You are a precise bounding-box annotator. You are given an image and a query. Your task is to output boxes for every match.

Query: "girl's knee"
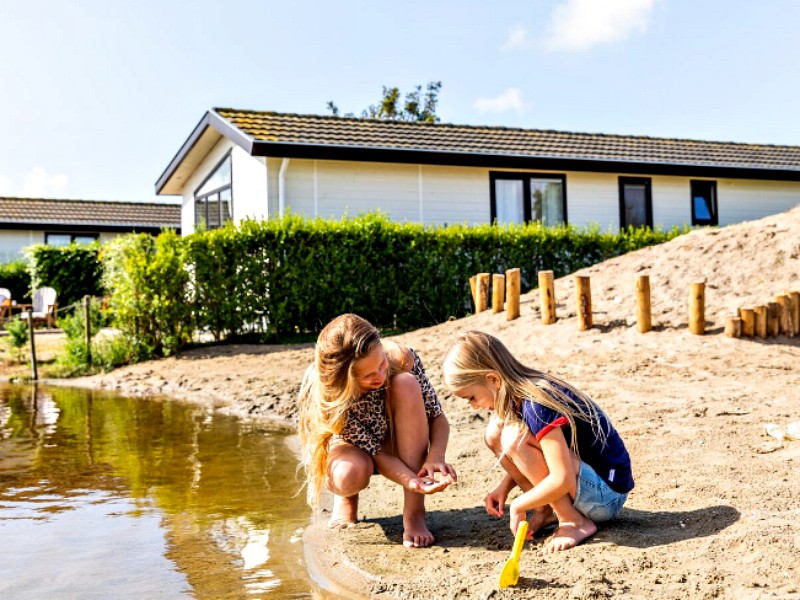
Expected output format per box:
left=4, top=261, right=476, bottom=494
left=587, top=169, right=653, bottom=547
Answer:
left=499, top=423, right=527, bottom=457
left=484, top=417, right=504, bottom=453
left=327, top=453, right=372, bottom=496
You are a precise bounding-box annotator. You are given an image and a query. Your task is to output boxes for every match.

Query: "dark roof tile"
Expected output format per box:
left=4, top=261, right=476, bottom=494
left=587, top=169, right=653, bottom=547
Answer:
left=0, top=197, right=181, bottom=229
left=214, top=109, right=800, bottom=171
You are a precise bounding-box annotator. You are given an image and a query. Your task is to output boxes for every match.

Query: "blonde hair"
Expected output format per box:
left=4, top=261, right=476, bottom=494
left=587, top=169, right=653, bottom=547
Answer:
left=297, top=313, right=382, bottom=505
left=442, top=330, right=607, bottom=455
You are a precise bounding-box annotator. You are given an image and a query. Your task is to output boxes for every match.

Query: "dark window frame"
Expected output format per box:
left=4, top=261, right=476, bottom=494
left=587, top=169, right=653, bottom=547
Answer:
left=194, top=151, right=234, bottom=230
left=45, top=232, right=99, bottom=246
left=690, top=179, right=718, bottom=226
left=489, top=171, right=568, bottom=225
left=618, top=176, right=653, bottom=229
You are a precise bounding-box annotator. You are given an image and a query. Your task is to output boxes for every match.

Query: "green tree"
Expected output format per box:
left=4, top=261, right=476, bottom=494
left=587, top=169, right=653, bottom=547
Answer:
left=327, top=81, right=442, bottom=123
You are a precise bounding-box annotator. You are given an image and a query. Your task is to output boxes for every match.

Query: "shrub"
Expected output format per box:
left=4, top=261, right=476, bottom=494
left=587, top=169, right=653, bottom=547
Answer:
left=26, top=243, right=103, bottom=309
left=4, top=317, right=28, bottom=362
left=0, top=259, right=32, bottom=302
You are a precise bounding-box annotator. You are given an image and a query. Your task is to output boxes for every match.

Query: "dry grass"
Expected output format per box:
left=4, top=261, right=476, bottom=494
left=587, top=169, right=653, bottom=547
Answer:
left=0, top=329, right=66, bottom=380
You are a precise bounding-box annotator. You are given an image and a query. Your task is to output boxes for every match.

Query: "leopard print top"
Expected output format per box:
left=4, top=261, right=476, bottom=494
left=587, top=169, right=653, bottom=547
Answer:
left=333, top=348, right=442, bottom=456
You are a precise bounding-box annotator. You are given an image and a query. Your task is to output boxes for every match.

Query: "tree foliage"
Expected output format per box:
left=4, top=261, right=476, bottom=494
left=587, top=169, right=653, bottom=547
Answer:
left=327, top=81, right=442, bottom=123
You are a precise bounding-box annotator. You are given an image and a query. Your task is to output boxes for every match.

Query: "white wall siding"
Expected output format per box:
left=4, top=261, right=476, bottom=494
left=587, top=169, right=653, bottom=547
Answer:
left=0, top=230, right=40, bottom=262
left=176, top=143, right=800, bottom=234
left=231, top=147, right=269, bottom=224
left=717, top=179, right=800, bottom=225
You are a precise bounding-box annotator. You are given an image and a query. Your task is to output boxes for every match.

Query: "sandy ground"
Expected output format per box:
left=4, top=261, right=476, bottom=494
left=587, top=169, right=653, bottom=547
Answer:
left=72, top=207, right=800, bottom=599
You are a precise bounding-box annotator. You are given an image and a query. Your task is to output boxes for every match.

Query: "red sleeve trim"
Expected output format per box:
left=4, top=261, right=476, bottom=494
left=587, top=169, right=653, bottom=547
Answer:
left=535, top=416, right=569, bottom=442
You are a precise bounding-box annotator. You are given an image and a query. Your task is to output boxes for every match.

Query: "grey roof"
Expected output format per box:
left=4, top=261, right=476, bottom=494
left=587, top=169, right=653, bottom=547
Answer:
left=0, top=197, right=181, bottom=230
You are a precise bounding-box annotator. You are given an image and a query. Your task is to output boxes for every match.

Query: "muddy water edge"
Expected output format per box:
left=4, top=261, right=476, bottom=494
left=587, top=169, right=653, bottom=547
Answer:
left=0, top=383, right=335, bottom=599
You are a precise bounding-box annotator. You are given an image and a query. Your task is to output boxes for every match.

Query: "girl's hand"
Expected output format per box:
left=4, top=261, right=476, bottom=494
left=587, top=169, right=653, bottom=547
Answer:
left=418, top=458, right=458, bottom=483
left=484, top=485, right=509, bottom=517
left=509, top=500, right=527, bottom=537
left=408, top=476, right=451, bottom=494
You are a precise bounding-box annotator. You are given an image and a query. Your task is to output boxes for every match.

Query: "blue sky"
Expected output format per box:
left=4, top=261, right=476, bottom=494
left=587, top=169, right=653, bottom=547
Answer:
left=2, top=0, right=799, bottom=202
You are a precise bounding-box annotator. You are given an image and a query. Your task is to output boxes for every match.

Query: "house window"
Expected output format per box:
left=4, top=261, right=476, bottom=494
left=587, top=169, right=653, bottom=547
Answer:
left=490, top=172, right=567, bottom=226
left=618, top=177, right=653, bottom=228
left=45, top=233, right=99, bottom=246
left=195, top=153, right=233, bottom=230
left=690, top=180, right=718, bottom=226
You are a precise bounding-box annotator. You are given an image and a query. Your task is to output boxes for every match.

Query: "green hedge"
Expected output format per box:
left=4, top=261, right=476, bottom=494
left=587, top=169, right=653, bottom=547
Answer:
left=27, top=243, right=104, bottom=309
left=0, top=260, right=32, bottom=303
left=102, top=213, right=685, bottom=353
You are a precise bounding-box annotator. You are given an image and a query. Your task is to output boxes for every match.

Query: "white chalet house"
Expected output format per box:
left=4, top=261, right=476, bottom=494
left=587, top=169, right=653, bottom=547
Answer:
left=156, top=109, right=800, bottom=234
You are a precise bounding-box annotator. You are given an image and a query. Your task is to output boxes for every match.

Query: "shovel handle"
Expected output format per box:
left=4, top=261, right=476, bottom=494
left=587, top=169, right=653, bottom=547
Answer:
left=512, top=521, right=528, bottom=560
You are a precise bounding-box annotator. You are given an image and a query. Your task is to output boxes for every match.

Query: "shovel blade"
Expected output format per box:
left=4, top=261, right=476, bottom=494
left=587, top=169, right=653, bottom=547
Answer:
left=498, top=558, right=520, bottom=588
left=497, top=520, right=528, bottom=588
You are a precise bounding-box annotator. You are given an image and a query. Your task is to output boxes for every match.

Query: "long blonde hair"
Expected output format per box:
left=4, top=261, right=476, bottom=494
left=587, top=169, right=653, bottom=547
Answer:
left=297, top=313, right=382, bottom=505
left=442, top=330, right=607, bottom=455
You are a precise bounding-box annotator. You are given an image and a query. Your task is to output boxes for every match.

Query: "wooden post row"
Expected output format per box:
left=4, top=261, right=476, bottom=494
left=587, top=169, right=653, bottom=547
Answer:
left=574, top=275, right=592, bottom=331
left=492, top=274, right=505, bottom=314
left=505, top=268, right=520, bottom=321
left=689, top=281, right=706, bottom=335
left=636, top=275, right=652, bottom=333
left=538, top=270, right=556, bottom=324
left=788, top=291, right=800, bottom=334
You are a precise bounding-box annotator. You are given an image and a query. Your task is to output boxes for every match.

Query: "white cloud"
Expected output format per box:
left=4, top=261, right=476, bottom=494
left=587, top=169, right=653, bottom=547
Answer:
left=0, top=175, right=10, bottom=196
left=501, top=25, right=529, bottom=52
left=22, top=166, right=68, bottom=198
left=542, top=0, right=657, bottom=52
left=474, top=88, right=526, bottom=114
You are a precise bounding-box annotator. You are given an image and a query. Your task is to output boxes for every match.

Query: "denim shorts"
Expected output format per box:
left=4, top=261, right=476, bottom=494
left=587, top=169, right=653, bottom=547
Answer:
left=573, top=461, right=628, bottom=522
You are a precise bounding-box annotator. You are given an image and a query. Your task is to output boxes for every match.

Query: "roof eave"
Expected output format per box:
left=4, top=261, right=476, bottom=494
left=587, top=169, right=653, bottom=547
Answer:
left=249, top=141, right=800, bottom=182
left=156, top=110, right=256, bottom=195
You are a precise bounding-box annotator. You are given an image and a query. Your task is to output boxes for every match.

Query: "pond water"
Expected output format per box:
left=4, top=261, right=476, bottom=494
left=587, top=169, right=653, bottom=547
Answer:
left=0, top=383, right=325, bottom=599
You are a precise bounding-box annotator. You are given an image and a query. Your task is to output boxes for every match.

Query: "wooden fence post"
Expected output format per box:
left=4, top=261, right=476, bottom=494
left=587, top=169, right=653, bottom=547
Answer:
left=773, top=295, right=794, bottom=337
left=787, top=290, right=800, bottom=335
left=725, top=316, right=742, bottom=338
left=636, top=275, right=652, bottom=333
left=492, top=274, right=505, bottom=314
left=574, top=275, right=593, bottom=331
left=738, top=307, right=755, bottom=338
left=505, top=268, right=520, bottom=321
left=766, top=301, right=780, bottom=337
left=84, top=295, right=92, bottom=365
left=538, top=270, right=556, bottom=324
left=476, top=273, right=490, bottom=313
left=27, top=312, right=38, bottom=381
left=469, top=276, right=477, bottom=311
left=689, top=281, right=706, bottom=335
left=753, top=305, right=768, bottom=339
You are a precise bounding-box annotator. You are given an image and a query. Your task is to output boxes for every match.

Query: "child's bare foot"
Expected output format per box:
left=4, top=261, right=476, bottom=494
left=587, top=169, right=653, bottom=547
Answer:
left=402, top=512, right=435, bottom=548
left=527, top=506, right=558, bottom=538
left=329, top=494, right=358, bottom=529
left=539, top=518, right=597, bottom=554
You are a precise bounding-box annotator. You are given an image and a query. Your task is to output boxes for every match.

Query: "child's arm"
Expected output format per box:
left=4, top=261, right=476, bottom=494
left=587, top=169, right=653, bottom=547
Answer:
left=507, top=428, right=577, bottom=533
left=418, top=413, right=458, bottom=482
left=485, top=473, right=516, bottom=517
left=373, top=451, right=450, bottom=493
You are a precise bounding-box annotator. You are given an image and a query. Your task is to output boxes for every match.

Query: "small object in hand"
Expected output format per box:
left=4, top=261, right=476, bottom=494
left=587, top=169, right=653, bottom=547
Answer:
left=499, top=521, right=528, bottom=588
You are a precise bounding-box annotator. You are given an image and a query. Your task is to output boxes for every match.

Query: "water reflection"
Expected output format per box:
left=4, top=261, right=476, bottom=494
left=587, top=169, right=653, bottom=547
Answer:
left=0, top=384, right=318, bottom=599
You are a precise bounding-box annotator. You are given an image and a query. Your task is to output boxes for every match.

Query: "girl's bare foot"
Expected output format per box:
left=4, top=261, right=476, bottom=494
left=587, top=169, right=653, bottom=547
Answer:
left=329, top=493, right=358, bottom=529
left=527, top=505, right=558, bottom=539
left=402, top=511, right=435, bottom=548
left=539, top=518, right=597, bottom=554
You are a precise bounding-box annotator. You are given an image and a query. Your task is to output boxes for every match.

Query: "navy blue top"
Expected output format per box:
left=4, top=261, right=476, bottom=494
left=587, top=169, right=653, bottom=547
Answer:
left=520, top=382, right=634, bottom=494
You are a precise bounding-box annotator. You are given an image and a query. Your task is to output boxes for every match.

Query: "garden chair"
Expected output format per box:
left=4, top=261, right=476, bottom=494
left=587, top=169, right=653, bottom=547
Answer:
left=0, top=287, right=11, bottom=321
left=19, top=287, right=58, bottom=328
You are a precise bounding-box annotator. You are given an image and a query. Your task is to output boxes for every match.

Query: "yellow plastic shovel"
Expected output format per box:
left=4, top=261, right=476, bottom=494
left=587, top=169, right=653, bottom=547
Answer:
left=498, top=520, right=528, bottom=588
